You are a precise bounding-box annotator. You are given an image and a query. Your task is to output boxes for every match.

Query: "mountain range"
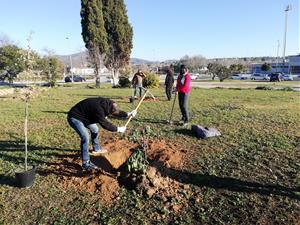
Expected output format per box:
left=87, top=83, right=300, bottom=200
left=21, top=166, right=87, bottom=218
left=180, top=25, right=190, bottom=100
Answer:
left=57, top=51, right=283, bottom=68
left=56, top=51, right=160, bottom=68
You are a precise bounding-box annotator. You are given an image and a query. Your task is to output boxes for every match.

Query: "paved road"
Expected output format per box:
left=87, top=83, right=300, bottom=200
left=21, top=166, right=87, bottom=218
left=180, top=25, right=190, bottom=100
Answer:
left=189, top=81, right=300, bottom=90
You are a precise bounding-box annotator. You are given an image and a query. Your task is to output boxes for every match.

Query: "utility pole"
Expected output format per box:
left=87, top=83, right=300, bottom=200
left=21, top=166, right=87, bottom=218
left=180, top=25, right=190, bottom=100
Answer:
left=276, top=40, right=280, bottom=72
left=282, top=5, right=292, bottom=73
left=66, top=37, right=73, bottom=82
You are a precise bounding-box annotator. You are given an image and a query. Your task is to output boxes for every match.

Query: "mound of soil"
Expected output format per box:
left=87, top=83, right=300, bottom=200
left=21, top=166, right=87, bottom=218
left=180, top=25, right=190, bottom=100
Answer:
left=45, top=138, right=190, bottom=203
left=127, top=96, right=160, bottom=103
left=147, top=140, right=188, bottom=169
left=143, top=96, right=160, bottom=102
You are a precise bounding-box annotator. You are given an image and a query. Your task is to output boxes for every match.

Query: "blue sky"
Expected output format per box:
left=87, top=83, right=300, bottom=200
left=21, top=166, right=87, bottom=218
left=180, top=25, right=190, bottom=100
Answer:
left=0, top=0, right=299, bottom=61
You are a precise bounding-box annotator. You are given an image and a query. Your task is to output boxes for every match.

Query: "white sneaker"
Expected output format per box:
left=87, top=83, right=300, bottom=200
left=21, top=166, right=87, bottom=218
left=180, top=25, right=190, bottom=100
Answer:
left=90, top=149, right=108, bottom=155
left=183, top=123, right=189, bottom=128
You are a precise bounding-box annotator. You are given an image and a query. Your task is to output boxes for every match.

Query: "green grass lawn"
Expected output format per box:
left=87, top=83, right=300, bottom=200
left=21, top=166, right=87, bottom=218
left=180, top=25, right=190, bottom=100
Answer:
left=0, top=84, right=299, bottom=224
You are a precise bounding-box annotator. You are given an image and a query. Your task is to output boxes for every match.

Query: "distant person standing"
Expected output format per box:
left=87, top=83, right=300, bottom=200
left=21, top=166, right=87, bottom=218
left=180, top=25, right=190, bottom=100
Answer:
left=132, top=69, right=146, bottom=98
left=165, top=64, right=175, bottom=101
left=176, top=65, right=191, bottom=126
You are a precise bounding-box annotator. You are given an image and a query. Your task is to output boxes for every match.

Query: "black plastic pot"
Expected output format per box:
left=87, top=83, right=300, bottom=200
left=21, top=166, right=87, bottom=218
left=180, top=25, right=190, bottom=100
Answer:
left=15, top=165, right=36, bottom=188
left=129, top=97, right=135, bottom=103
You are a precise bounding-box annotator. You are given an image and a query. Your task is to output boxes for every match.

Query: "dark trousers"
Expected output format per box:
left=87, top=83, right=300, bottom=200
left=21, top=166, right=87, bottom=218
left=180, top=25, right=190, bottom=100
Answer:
left=178, top=92, right=189, bottom=123
left=165, top=85, right=172, bottom=100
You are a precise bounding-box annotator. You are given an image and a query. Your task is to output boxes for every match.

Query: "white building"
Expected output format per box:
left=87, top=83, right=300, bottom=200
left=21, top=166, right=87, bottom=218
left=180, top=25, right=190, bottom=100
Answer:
left=251, top=54, right=300, bottom=74
left=289, top=55, right=300, bottom=74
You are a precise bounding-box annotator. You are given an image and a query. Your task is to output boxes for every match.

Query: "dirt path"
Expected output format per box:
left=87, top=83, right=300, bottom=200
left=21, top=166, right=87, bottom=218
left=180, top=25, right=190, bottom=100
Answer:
left=0, top=89, right=14, bottom=96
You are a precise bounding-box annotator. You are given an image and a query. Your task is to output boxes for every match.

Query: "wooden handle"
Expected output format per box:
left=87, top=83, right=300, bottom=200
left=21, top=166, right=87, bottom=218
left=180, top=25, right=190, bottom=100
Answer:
left=124, top=90, right=148, bottom=127
left=141, top=87, right=155, bottom=99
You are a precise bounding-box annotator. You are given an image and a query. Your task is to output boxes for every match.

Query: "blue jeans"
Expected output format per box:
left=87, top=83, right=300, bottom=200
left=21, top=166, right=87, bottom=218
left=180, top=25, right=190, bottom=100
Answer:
left=67, top=116, right=101, bottom=164
left=134, top=85, right=143, bottom=97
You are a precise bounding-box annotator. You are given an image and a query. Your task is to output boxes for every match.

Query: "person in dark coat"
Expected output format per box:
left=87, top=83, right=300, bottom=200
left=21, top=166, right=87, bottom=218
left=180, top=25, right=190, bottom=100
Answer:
left=165, top=64, right=175, bottom=100
left=67, top=97, right=137, bottom=171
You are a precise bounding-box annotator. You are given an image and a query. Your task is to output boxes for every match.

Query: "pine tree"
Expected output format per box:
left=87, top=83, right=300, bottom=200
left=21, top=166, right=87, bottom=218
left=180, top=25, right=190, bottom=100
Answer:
left=80, top=0, right=108, bottom=88
left=102, top=0, right=133, bottom=86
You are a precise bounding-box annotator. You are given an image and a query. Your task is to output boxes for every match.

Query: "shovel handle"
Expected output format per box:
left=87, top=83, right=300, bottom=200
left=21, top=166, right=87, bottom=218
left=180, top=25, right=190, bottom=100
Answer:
left=169, top=91, right=177, bottom=122
left=141, top=87, right=155, bottom=99
left=124, top=89, right=149, bottom=127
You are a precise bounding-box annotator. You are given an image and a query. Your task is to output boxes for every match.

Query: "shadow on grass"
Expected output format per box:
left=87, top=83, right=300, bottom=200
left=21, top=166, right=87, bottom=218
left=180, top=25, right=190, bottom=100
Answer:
left=1, top=135, right=119, bottom=185
left=36, top=153, right=117, bottom=179
left=42, top=110, right=68, bottom=114
left=134, top=118, right=181, bottom=125
left=0, top=174, right=16, bottom=187
left=0, top=152, right=84, bottom=180
left=0, top=140, right=76, bottom=152
left=174, top=128, right=196, bottom=137
left=152, top=161, right=300, bottom=200
left=69, top=94, right=127, bottom=100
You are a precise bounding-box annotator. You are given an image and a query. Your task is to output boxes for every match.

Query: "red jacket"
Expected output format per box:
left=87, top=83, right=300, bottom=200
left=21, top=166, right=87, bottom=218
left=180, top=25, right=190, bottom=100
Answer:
left=176, top=73, right=191, bottom=93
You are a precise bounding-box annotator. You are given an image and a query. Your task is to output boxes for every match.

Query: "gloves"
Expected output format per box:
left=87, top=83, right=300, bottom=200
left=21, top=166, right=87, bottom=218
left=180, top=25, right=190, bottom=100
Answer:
left=127, top=109, right=137, bottom=118
left=117, top=126, right=126, bottom=133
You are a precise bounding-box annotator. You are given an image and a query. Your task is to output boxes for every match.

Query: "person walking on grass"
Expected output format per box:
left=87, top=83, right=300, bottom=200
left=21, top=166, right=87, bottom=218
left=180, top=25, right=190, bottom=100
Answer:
left=176, top=64, right=191, bottom=127
left=67, top=97, right=137, bottom=171
left=132, top=69, right=146, bottom=98
left=165, top=64, right=175, bottom=101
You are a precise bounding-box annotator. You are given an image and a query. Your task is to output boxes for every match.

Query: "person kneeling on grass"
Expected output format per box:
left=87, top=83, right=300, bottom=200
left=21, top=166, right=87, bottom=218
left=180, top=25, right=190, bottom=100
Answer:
left=67, top=97, right=137, bottom=171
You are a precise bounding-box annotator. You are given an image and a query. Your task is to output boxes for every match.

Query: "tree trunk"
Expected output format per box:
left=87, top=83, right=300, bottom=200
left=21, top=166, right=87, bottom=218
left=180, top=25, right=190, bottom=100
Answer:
left=96, top=74, right=100, bottom=88
left=95, top=59, right=101, bottom=88
left=112, top=68, right=119, bottom=87
left=95, top=54, right=102, bottom=88
left=24, top=99, right=28, bottom=171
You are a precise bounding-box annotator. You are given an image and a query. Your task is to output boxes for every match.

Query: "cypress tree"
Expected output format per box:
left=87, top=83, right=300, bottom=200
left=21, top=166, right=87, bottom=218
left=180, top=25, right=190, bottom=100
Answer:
left=102, top=0, right=133, bottom=86
left=81, top=0, right=108, bottom=88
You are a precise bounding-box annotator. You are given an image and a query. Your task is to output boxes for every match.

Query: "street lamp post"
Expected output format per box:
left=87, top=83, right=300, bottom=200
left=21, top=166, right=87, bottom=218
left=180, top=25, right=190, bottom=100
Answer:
left=276, top=40, right=280, bottom=72
left=282, top=5, right=292, bottom=73
left=66, top=37, right=73, bottom=82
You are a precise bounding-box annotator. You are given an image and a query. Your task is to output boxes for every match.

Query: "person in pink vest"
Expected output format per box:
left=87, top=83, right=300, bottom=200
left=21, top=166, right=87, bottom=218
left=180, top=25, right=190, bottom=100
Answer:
left=176, top=64, right=191, bottom=126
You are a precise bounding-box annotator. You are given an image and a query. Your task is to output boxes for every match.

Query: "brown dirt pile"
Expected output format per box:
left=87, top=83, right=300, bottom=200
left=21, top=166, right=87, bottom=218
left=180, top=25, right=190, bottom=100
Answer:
left=147, top=139, right=188, bottom=169
left=45, top=138, right=190, bottom=203
left=143, top=96, right=160, bottom=102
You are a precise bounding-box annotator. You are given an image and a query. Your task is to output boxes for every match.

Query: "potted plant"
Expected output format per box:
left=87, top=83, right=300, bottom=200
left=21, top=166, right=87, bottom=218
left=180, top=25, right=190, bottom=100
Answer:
left=15, top=90, right=36, bottom=188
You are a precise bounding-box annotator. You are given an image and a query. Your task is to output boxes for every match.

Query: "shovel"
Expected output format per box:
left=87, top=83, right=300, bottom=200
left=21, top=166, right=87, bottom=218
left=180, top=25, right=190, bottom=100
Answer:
left=124, top=89, right=149, bottom=127
left=167, top=91, right=177, bottom=124
left=141, top=87, right=156, bottom=100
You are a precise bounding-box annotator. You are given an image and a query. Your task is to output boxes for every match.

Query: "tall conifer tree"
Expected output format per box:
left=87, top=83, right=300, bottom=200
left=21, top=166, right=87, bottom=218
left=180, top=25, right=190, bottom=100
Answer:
left=81, top=0, right=108, bottom=87
left=102, top=0, right=133, bottom=86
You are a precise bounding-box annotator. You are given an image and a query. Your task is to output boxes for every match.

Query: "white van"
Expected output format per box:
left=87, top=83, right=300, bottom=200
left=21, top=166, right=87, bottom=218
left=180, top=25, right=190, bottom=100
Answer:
left=250, top=73, right=269, bottom=81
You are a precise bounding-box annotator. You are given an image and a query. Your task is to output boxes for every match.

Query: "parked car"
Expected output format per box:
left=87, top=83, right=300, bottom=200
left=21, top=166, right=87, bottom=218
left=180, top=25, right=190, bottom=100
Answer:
left=73, top=75, right=86, bottom=82
left=231, top=74, right=248, bottom=80
left=64, top=76, right=72, bottom=82
left=269, top=73, right=283, bottom=82
left=64, top=75, right=86, bottom=82
left=190, top=74, right=198, bottom=80
left=250, top=73, right=269, bottom=81
left=282, top=74, right=293, bottom=81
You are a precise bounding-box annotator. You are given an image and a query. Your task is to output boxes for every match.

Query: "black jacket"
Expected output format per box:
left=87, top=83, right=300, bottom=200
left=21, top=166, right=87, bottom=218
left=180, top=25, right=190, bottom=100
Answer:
left=165, top=69, right=174, bottom=87
left=68, top=97, right=127, bottom=132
